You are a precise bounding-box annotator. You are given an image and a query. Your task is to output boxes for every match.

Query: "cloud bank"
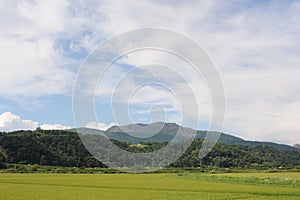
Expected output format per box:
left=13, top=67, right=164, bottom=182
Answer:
left=0, top=112, right=70, bottom=131
left=0, top=112, right=38, bottom=132
left=0, top=0, right=299, bottom=144
left=85, top=121, right=117, bottom=131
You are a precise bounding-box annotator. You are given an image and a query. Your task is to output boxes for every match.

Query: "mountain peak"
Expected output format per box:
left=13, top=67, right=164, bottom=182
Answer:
left=293, top=144, right=300, bottom=149
left=69, top=123, right=299, bottom=151
left=106, top=122, right=180, bottom=133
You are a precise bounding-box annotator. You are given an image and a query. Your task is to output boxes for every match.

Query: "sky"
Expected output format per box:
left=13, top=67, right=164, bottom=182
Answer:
left=0, top=0, right=299, bottom=145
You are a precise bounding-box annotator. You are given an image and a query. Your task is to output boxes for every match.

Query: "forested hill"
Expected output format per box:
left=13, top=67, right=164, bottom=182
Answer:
left=0, top=129, right=299, bottom=169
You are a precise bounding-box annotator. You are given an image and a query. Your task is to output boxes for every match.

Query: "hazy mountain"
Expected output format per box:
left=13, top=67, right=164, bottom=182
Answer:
left=70, top=122, right=299, bottom=152
left=73, top=122, right=190, bottom=144
left=293, top=144, right=300, bottom=149
left=107, top=122, right=179, bottom=133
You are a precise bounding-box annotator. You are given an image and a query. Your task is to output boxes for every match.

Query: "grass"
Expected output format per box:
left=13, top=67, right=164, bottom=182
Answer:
left=0, top=172, right=299, bottom=199
left=172, top=172, right=300, bottom=187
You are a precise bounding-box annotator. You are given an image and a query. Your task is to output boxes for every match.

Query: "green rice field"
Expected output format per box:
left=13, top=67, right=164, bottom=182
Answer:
left=0, top=172, right=299, bottom=199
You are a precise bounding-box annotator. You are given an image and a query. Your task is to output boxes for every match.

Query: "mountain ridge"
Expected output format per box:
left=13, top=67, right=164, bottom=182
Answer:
left=72, top=122, right=299, bottom=152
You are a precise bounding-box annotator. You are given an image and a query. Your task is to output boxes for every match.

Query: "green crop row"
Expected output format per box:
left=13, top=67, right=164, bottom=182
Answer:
left=0, top=172, right=299, bottom=199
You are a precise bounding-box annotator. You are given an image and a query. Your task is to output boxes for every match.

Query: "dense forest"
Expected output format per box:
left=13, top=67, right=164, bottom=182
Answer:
left=0, top=130, right=299, bottom=169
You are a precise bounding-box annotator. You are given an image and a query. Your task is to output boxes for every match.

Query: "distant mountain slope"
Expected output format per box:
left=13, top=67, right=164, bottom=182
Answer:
left=107, top=122, right=179, bottom=133
left=104, top=122, right=186, bottom=143
left=215, top=132, right=298, bottom=151
left=71, top=122, right=299, bottom=152
left=293, top=144, right=300, bottom=149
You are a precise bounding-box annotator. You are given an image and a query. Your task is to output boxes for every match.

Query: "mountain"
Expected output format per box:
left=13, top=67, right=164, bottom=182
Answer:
left=104, top=122, right=187, bottom=143
left=293, top=144, right=300, bottom=149
left=70, top=124, right=192, bottom=144
left=79, top=122, right=299, bottom=152
left=107, top=122, right=180, bottom=133
left=212, top=132, right=298, bottom=151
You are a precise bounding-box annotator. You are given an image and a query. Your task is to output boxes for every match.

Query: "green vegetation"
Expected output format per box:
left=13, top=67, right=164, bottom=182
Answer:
left=0, top=130, right=299, bottom=169
left=173, top=172, right=300, bottom=187
left=1, top=128, right=299, bottom=199
left=0, top=172, right=299, bottom=199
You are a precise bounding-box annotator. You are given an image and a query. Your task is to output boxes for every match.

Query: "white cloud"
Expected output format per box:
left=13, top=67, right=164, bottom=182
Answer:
left=40, top=124, right=70, bottom=130
left=0, top=112, right=38, bottom=131
left=85, top=121, right=117, bottom=131
left=94, top=49, right=214, bottom=130
left=82, top=0, right=300, bottom=144
left=0, top=0, right=74, bottom=98
left=0, top=112, right=70, bottom=131
left=1, top=0, right=300, bottom=144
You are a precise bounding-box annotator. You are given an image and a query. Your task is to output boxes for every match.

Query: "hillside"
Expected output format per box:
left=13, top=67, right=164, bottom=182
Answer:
left=0, top=128, right=299, bottom=169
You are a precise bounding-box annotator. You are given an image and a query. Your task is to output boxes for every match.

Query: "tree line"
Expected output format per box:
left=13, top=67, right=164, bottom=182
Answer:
left=0, top=130, right=299, bottom=169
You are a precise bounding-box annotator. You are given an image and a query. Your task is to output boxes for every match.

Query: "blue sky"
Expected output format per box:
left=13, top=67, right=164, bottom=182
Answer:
left=0, top=0, right=300, bottom=145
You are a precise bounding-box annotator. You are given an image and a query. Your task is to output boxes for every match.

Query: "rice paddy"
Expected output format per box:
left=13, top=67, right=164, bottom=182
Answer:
left=0, top=172, right=299, bottom=199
